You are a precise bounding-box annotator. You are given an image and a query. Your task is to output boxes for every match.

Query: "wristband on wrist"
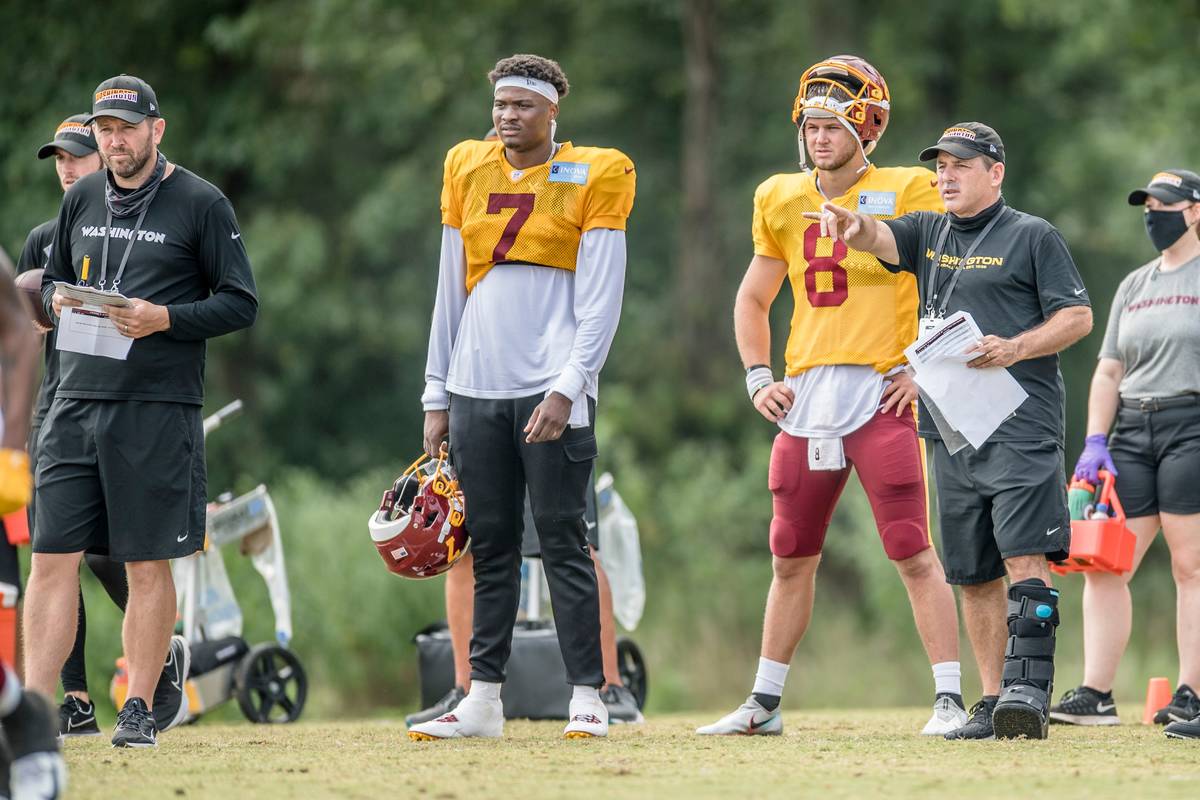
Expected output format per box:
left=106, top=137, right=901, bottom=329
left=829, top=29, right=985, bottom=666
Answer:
left=745, top=366, right=774, bottom=401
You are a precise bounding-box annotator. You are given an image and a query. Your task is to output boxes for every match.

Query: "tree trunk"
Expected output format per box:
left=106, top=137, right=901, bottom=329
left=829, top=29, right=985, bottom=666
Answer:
left=676, top=0, right=721, bottom=375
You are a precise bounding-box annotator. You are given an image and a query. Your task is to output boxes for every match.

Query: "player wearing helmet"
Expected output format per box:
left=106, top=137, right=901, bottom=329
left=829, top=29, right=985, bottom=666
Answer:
left=413, top=54, right=635, bottom=741
left=697, top=55, right=965, bottom=737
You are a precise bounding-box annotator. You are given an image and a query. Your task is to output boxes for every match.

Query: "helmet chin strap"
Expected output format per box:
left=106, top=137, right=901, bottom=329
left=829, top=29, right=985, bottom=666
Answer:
left=797, top=113, right=872, bottom=178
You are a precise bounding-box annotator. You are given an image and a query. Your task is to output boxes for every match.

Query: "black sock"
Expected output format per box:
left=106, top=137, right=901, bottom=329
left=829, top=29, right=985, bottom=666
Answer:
left=937, top=691, right=965, bottom=711
left=752, top=692, right=780, bottom=712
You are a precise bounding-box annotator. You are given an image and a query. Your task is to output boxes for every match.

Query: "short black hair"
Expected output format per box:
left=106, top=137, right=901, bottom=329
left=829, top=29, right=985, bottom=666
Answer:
left=488, top=54, right=569, bottom=99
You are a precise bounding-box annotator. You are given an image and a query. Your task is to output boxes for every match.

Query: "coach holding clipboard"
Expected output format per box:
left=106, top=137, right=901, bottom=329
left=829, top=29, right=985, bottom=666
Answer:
left=807, top=122, right=1092, bottom=740
left=25, top=75, right=257, bottom=748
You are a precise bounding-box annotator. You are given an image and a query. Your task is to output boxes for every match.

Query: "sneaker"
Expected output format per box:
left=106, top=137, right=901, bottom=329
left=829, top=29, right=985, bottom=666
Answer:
left=695, top=696, right=782, bottom=736
left=564, top=693, right=609, bottom=739
left=6, top=691, right=67, bottom=798
left=1164, top=714, right=1200, bottom=739
left=944, top=696, right=997, bottom=740
left=1154, top=684, right=1200, bottom=725
left=152, top=635, right=191, bottom=733
left=1049, top=686, right=1119, bottom=726
left=57, top=696, right=101, bottom=738
left=408, top=696, right=504, bottom=741
left=405, top=685, right=466, bottom=728
left=921, top=693, right=967, bottom=735
left=600, top=685, right=644, bottom=724
left=111, top=698, right=157, bottom=748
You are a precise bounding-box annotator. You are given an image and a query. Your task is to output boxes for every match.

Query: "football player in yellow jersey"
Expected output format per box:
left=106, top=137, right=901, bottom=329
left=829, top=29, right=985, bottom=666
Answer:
left=697, top=55, right=965, bottom=737
left=413, top=54, right=634, bottom=742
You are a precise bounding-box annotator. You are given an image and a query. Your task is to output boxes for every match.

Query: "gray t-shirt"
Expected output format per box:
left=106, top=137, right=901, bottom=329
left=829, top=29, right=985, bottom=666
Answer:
left=1099, top=255, right=1200, bottom=399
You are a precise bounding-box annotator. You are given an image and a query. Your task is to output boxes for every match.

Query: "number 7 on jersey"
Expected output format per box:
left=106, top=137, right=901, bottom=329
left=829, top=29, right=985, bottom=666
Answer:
left=487, top=193, right=535, bottom=261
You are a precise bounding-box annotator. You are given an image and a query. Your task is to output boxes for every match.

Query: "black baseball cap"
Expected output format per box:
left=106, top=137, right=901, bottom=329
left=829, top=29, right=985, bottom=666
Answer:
left=36, top=113, right=98, bottom=159
left=85, top=75, right=160, bottom=125
left=919, top=121, right=1005, bottom=164
left=1127, top=169, right=1200, bottom=205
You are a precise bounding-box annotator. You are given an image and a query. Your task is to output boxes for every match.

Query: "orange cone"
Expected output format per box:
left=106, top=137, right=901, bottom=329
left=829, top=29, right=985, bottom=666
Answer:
left=1143, top=677, right=1172, bottom=724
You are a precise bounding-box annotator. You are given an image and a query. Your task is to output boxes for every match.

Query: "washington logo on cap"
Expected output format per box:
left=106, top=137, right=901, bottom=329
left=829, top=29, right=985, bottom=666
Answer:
left=943, top=127, right=977, bottom=141
left=95, top=88, right=139, bottom=104
left=56, top=121, right=91, bottom=137
left=1150, top=172, right=1183, bottom=188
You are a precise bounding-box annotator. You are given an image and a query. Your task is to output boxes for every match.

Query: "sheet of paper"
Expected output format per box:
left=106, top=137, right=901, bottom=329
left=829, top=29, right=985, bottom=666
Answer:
left=56, top=304, right=133, bottom=361
left=52, top=282, right=132, bottom=308
left=905, top=311, right=1028, bottom=450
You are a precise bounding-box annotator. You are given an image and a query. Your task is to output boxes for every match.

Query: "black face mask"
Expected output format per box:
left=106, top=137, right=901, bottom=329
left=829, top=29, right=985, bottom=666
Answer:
left=1145, top=209, right=1192, bottom=252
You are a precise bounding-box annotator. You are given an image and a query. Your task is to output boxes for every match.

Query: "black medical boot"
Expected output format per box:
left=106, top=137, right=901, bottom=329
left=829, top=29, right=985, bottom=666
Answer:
left=992, top=578, right=1059, bottom=740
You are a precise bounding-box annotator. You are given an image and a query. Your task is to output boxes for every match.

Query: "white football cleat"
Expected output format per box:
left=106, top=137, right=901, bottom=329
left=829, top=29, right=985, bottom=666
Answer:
left=564, top=694, right=609, bottom=739
left=407, top=696, right=504, bottom=741
left=696, top=696, right=782, bottom=736
left=921, top=695, right=968, bottom=735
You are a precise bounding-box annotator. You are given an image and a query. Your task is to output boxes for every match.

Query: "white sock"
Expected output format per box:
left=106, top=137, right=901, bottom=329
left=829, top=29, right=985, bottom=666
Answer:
left=572, top=685, right=601, bottom=703
left=0, top=663, right=20, bottom=718
left=468, top=680, right=502, bottom=703
left=751, top=657, right=789, bottom=697
left=932, top=661, right=962, bottom=696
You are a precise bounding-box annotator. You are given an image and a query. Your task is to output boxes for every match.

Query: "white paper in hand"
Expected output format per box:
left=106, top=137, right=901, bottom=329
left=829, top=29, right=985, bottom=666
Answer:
left=56, top=304, right=133, bottom=361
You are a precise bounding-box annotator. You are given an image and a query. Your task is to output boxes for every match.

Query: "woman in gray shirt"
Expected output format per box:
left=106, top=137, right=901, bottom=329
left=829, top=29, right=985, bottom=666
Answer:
left=1051, top=169, right=1200, bottom=739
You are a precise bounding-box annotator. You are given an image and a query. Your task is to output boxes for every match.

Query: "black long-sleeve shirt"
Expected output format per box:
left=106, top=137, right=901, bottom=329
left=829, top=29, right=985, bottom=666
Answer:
left=41, top=165, right=257, bottom=405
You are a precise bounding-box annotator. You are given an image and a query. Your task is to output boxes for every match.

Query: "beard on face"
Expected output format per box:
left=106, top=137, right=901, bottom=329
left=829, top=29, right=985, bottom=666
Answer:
left=103, top=135, right=152, bottom=179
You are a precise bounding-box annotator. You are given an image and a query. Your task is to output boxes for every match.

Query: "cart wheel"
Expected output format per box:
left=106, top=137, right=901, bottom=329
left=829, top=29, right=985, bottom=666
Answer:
left=234, top=643, right=307, bottom=724
left=615, top=637, right=647, bottom=710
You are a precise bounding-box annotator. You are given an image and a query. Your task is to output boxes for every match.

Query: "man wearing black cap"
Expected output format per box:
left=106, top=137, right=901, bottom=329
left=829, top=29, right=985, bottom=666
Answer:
left=807, top=121, right=1093, bottom=740
left=23, top=75, right=258, bottom=749
left=8, top=115, right=103, bottom=665
left=18, top=112, right=189, bottom=741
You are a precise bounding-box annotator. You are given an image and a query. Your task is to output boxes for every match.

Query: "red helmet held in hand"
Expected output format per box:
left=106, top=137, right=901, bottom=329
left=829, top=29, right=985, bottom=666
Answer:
left=368, top=448, right=469, bottom=579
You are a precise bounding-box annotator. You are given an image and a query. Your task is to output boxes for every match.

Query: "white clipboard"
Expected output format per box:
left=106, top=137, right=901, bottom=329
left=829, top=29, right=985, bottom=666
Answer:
left=52, top=281, right=132, bottom=308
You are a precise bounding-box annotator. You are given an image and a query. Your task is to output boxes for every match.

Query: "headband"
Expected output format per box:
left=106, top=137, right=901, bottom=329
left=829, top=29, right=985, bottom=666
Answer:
left=493, top=75, right=559, bottom=104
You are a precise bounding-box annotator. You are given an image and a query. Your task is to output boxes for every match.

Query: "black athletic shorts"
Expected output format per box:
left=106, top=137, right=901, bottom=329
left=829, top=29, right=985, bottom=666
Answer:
left=520, top=470, right=599, bottom=557
left=1109, top=396, right=1200, bottom=517
left=932, top=439, right=1071, bottom=585
left=34, top=398, right=206, bottom=562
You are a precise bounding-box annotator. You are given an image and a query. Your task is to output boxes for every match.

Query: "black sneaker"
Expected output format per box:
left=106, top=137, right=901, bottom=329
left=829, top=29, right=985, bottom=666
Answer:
left=1154, top=684, right=1200, bottom=725
left=152, top=635, right=191, bottom=733
left=1049, top=686, right=1119, bottom=726
left=7, top=691, right=67, bottom=798
left=405, top=686, right=466, bottom=728
left=1164, top=714, right=1200, bottom=739
left=111, top=698, right=157, bottom=748
left=600, top=684, right=644, bottom=724
left=944, top=696, right=997, bottom=740
left=57, top=695, right=102, bottom=738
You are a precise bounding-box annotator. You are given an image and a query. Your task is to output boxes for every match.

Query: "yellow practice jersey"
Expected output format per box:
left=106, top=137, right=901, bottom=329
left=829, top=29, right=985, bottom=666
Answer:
left=441, top=139, right=636, bottom=292
left=752, top=165, right=943, bottom=375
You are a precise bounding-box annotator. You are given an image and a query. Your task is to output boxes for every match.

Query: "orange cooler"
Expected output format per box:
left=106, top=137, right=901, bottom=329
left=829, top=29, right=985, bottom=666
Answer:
left=1052, top=470, right=1136, bottom=576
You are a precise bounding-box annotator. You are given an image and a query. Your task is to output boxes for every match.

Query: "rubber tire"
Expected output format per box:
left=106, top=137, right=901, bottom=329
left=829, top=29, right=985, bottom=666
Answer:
left=615, top=636, right=648, bottom=710
left=233, top=643, right=307, bottom=724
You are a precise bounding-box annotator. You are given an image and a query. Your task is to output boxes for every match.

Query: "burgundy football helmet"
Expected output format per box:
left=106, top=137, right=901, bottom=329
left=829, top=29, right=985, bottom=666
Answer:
left=368, top=449, right=469, bottom=579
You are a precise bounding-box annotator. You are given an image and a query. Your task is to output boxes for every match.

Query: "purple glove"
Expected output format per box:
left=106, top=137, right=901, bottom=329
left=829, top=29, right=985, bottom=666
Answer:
left=1074, top=434, right=1117, bottom=483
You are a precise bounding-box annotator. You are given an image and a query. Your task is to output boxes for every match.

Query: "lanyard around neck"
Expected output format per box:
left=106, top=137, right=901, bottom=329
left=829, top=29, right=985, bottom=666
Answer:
left=924, top=209, right=1003, bottom=317
left=96, top=183, right=160, bottom=292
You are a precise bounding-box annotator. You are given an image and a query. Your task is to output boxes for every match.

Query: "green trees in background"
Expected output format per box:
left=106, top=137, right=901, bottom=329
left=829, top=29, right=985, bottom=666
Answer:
left=4, top=0, right=1198, bottom=713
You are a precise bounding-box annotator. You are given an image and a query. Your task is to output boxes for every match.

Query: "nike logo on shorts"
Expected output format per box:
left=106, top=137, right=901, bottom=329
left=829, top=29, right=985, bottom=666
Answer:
left=177, top=532, right=188, bottom=542
left=1046, top=527, right=1060, bottom=536
left=1073, top=287, right=1085, bottom=295
left=231, top=232, right=241, bottom=239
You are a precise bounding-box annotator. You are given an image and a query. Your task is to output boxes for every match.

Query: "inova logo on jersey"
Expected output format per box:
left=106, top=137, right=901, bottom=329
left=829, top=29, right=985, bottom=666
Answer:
left=548, top=162, right=590, bottom=185
left=858, top=191, right=896, bottom=216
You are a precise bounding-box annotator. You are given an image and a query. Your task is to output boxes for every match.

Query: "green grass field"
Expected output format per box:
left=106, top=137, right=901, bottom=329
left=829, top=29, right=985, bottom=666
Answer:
left=61, top=709, right=1200, bottom=800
